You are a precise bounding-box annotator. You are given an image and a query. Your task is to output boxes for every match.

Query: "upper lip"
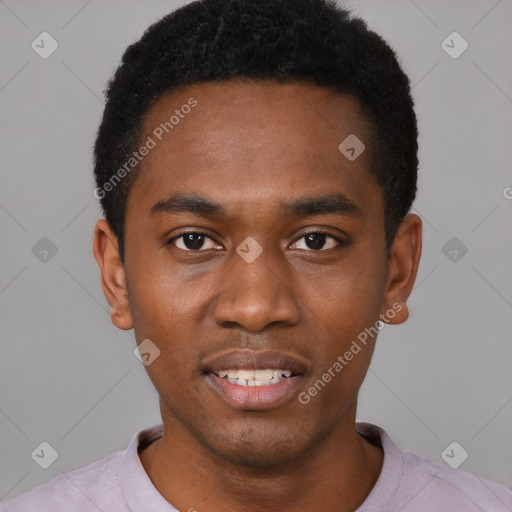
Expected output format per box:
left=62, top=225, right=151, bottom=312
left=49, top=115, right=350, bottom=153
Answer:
left=202, top=349, right=310, bottom=375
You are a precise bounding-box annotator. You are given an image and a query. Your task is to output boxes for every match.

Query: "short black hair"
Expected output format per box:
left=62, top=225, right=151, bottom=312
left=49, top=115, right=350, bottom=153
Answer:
left=93, top=0, right=418, bottom=264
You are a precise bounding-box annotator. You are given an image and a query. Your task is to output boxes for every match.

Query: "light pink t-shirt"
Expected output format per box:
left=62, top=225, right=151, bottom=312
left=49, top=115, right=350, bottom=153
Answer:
left=3, top=422, right=512, bottom=511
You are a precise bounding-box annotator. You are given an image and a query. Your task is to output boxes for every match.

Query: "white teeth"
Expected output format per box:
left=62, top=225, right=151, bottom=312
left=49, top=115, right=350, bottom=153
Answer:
left=254, top=369, right=274, bottom=381
left=215, top=368, right=294, bottom=386
left=237, top=370, right=255, bottom=380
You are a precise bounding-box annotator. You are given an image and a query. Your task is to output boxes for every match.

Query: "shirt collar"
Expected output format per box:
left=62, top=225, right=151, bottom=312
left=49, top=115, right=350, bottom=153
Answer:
left=118, top=421, right=404, bottom=511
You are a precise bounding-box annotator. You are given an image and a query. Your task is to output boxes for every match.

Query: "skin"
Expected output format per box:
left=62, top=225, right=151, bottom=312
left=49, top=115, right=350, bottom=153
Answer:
left=93, top=79, right=422, bottom=512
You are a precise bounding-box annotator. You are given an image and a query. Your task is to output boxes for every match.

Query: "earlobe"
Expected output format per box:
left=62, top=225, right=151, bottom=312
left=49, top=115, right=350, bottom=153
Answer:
left=380, top=213, right=422, bottom=326
left=92, top=219, right=134, bottom=331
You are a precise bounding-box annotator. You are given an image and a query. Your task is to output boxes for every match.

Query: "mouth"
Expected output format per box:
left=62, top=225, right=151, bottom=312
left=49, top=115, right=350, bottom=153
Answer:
left=202, top=350, right=309, bottom=410
left=214, top=368, right=295, bottom=386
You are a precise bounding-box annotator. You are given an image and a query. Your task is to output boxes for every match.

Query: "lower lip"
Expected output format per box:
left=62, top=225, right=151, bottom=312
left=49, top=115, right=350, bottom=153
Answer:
left=205, top=373, right=304, bottom=410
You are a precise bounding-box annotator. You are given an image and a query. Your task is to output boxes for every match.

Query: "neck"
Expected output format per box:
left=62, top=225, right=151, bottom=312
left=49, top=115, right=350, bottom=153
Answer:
left=139, top=407, right=383, bottom=512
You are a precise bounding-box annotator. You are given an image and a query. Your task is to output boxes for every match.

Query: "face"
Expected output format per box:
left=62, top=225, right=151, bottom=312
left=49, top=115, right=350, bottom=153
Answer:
left=94, top=80, right=421, bottom=466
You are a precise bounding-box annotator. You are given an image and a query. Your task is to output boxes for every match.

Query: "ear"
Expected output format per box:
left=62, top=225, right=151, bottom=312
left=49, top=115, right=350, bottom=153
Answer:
left=92, top=218, right=133, bottom=330
left=380, top=213, right=422, bottom=325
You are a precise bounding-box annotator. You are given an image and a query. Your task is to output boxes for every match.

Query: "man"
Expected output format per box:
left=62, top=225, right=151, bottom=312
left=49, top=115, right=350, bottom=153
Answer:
left=4, top=0, right=511, bottom=510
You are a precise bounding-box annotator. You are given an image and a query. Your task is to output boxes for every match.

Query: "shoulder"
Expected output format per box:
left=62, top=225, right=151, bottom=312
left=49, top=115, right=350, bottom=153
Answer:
left=400, top=449, right=512, bottom=510
left=356, top=422, right=512, bottom=511
left=2, top=451, right=125, bottom=512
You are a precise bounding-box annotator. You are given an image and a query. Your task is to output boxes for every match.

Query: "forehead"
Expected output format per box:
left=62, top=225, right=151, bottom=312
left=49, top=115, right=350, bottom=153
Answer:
left=127, top=79, right=381, bottom=220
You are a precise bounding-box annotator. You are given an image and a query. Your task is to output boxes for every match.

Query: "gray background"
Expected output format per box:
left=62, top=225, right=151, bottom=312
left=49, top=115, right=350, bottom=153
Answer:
left=1, top=0, right=511, bottom=503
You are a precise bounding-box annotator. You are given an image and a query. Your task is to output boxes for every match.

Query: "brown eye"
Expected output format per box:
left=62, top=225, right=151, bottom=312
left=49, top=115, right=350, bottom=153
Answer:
left=291, top=232, right=344, bottom=251
left=169, top=232, right=221, bottom=251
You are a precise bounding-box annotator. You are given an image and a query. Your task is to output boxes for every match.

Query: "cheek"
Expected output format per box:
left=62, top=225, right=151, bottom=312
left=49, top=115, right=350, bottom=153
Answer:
left=302, top=255, right=385, bottom=335
left=301, top=273, right=381, bottom=407
left=125, top=259, right=207, bottom=372
left=125, top=244, right=183, bottom=325
left=296, top=255, right=386, bottom=398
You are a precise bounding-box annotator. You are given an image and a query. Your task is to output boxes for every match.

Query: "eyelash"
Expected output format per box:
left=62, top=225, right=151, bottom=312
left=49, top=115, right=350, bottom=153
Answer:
left=167, top=230, right=347, bottom=251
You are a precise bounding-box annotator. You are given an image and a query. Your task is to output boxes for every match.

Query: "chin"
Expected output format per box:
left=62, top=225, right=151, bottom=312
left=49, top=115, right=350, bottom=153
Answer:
left=201, top=423, right=315, bottom=468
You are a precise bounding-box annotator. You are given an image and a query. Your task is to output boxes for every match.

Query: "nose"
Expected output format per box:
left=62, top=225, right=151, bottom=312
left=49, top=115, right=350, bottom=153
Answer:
left=213, top=247, right=300, bottom=332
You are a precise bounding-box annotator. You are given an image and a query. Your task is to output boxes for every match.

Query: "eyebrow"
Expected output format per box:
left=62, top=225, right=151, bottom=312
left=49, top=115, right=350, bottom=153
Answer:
left=150, top=192, right=363, bottom=219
